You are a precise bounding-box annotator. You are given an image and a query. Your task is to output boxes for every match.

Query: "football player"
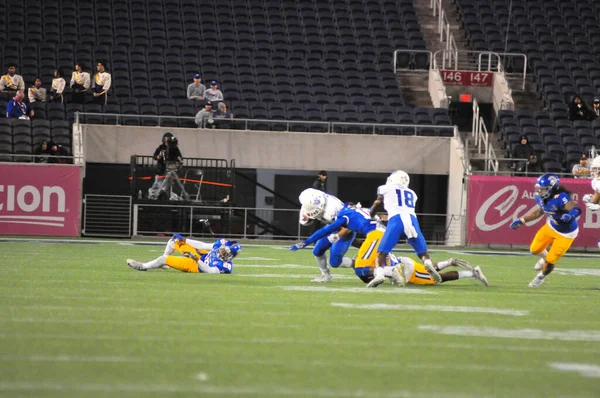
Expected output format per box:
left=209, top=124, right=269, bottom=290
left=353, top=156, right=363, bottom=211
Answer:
left=290, top=203, right=405, bottom=286
left=510, top=174, right=581, bottom=287
left=295, top=188, right=353, bottom=282
left=126, top=234, right=240, bottom=274
left=583, top=156, right=600, bottom=249
left=368, top=170, right=441, bottom=288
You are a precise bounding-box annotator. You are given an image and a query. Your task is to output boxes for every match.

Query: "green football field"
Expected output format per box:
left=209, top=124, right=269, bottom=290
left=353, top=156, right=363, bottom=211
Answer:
left=1, top=239, right=599, bottom=398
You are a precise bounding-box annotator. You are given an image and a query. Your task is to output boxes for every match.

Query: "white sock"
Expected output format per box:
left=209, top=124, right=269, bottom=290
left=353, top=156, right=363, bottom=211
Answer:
left=374, top=267, right=385, bottom=278
left=185, top=238, right=213, bottom=251
left=437, top=260, right=451, bottom=270
left=339, top=257, right=354, bottom=268
left=163, top=239, right=176, bottom=256
left=535, top=272, right=546, bottom=280
left=458, top=270, right=474, bottom=279
left=539, top=249, right=548, bottom=258
left=423, top=258, right=434, bottom=269
left=315, top=255, right=330, bottom=275
left=142, top=255, right=168, bottom=270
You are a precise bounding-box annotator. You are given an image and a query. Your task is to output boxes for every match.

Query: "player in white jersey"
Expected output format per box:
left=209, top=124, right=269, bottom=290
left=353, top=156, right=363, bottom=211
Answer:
left=583, top=156, right=600, bottom=249
left=298, top=188, right=355, bottom=282
left=368, top=170, right=441, bottom=287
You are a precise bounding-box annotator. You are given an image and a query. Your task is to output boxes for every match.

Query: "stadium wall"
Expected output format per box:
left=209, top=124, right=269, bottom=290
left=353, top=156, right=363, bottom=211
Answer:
left=81, top=125, right=452, bottom=174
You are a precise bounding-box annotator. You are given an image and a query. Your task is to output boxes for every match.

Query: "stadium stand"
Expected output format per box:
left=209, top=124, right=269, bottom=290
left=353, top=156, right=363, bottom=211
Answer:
left=0, top=0, right=454, bottom=161
left=454, top=0, right=600, bottom=172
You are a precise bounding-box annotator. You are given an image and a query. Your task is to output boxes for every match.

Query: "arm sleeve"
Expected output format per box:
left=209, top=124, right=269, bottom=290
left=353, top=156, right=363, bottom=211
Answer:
left=184, top=238, right=213, bottom=251
left=27, top=88, right=35, bottom=102
left=84, top=73, right=91, bottom=89
left=187, top=84, right=193, bottom=98
left=57, top=79, right=65, bottom=94
left=303, top=217, right=347, bottom=245
left=217, top=91, right=224, bottom=100
left=17, top=76, right=24, bottom=90
left=194, top=110, right=202, bottom=125
left=103, top=74, right=111, bottom=91
left=0, top=78, right=5, bottom=90
left=197, top=260, right=222, bottom=274
left=152, top=146, right=162, bottom=160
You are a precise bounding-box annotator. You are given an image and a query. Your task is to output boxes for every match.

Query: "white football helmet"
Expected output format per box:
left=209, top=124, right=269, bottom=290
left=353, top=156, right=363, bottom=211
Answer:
left=298, top=188, right=344, bottom=225
left=386, top=170, right=410, bottom=187
left=591, top=156, right=600, bottom=179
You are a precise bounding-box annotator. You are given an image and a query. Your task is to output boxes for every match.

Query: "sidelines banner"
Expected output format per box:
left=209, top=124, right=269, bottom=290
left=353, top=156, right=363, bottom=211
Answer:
left=0, top=164, right=82, bottom=237
left=467, top=176, right=600, bottom=247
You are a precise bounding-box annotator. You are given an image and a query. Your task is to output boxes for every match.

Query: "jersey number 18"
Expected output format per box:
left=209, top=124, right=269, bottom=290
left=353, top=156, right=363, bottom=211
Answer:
left=395, top=189, right=415, bottom=208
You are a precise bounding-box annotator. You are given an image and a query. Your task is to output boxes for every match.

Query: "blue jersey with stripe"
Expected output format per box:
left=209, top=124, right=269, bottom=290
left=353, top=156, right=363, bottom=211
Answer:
left=534, top=192, right=579, bottom=234
left=303, top=207, right=377, bottom=246
left=198, top=239, right=234, bottom=274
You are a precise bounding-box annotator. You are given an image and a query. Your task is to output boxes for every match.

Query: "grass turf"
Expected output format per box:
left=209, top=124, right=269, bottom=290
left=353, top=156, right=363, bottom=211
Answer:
left=0, top=240, right=599, bottom=397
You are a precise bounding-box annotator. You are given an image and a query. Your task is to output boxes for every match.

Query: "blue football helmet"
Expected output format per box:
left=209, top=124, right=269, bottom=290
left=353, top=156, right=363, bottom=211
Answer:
left=535, top=173, right=560, bottom=199
left=216, top=241, right=241, bottom=261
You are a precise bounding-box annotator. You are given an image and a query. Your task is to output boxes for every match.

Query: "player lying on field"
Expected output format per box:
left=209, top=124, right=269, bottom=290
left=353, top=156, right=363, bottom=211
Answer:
left=126, top=234, right=241, bottom=274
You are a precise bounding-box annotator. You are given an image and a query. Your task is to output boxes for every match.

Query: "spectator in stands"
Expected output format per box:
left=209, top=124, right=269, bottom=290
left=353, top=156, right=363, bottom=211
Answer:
left=212, top=102, right=233, bottom=129
left=0, top=64, right=25, bottom=93
left=92, top=61, right=111, bottom=105
left=204, top=81, right=224, bottom=102
left=187, top=74, right=206, bottom=101
left=194, top=101, right=213, bottom=128
left=525, top=153, right=541, bottom=174
left=568, top=95, right=591, bottom=121
left=591, top=98, right=600, bottom=120
left=28, top=77, right=47, bottom=103
left=50, top=68, right=66, bottom=103
left=6, top=90, right=34, bottom=119
left=47, top=142, right=70, bottom=164
left=70, top=62, right=91, bottom=104
left=511, top=135, right=533, bottom=175
left=312, top=170, right=327, bottom=192
left=572, top=154, right=591, bottom=179
left=33, top=141, right=50, bottom=163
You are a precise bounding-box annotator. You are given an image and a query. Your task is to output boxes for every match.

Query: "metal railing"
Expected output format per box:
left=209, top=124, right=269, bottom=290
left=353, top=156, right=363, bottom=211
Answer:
left=433, top=50, right=503, bottom=73
left=393, top=49, right=433, bottom=71
left=0, top=153, right=80, bottom=164
left=470, top=161, right=576, bottom=178
left=74, top=112, right=456, bottom=137
left=497, top=52, right=528, bottom=90
left=471, top=98, right=499, bottom=173
left=431, top=0, right=458, bottom=67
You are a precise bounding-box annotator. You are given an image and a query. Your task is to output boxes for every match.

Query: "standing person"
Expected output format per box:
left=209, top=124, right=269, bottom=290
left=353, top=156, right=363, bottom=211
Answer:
left=6, top=90, right=34, bottom=119
left=512, top=135, right=534, bottom=175
left=510, top=174, right=581, bottom=288
left=49, top=68, right=66, bottom=103
left=70, top=62, right=90, bottom=104
left=368, top=170, right=441, bottom=288
left=572, top=154, right=591, bottom=179
left=312, top=170, right=327, bottom=192
left=27, top=77, right=47, bottom=103
left=92, top=61, right=111, bottom=105
left=0, top=64, right=25, bottom=93
left=187, top=74, right=205, bottom=102
left=583, top=156, right=600, bottom=249
left=204, top=81, right=224, bottom=102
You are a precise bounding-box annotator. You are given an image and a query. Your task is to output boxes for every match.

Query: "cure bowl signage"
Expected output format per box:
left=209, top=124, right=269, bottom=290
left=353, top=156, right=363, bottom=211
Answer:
left=467, top=176, right=599, bottom=247
left=0, top=164, right=82, bottom=236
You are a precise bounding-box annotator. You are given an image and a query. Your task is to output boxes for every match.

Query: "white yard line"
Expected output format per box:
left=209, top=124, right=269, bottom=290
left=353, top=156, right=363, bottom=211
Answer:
left=420, top=325, right=600, bottom=341
left=548, top=362, right=600, bottom=378
left=333, top=303, right=528, bottom=316
left=282, top=286, right=436, bottom=295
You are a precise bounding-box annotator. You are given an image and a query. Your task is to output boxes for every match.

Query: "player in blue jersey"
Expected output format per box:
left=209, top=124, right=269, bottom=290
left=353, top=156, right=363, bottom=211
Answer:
left=290, top=203, right=406, bottom=285
left=294, top=188, right=352, bottom=282
left=126, top=234, right=240, bottom=274
left=510, top=174, right=581, bottom=287
left=368, top=170, right=441, bottom=288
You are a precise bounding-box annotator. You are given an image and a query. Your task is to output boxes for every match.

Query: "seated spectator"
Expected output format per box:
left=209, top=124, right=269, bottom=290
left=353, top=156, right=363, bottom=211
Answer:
left=592, top=98, right=600, bottom=120
left=28, top=77, right=47, bottom=103
left=187, top=74, right=206, bottom=101
left=47, top=142, right=70, bottom=164
left=569, top=95, right=591, bottom=121
left=213, top=102, right=233, bottom=129
left=572, top=154, right=591, bottom=178
left=525, top=153, right=541, bottom=174
left=194, top=101, right=213, bottom=128
left=70, top=62, right=91, bottom=104
left=33, top=141, right=50, bottom=163
left=511, top=135, right=533, bottom=174
left=0, top=64, right=25, bottom=93
left=6, top=90, right=34, bottom=119
left=92, top=61, right=111, bottom=105
left=50, top=68, right=66, bottom=103
left=204, top=81, right=224, bottom=102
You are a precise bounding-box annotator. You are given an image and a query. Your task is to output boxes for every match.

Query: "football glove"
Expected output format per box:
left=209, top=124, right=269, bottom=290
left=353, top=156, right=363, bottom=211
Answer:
left=582, top=194, right=593, bottom=204
left=327, top=233, right=340, bottom=244
left=289, top=242, right=306, bottom=251
left=404, top=225, right=418, bottom=239
left=560, top=213, right=573, bottom=223
left=586, top=202, right=600, bottom=212
left=510, top=219, right=524, bottom=230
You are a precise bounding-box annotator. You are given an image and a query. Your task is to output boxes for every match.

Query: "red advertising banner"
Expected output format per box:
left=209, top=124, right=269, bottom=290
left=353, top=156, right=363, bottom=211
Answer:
left=440, top=70, right=494, bottom=86
left=0, top=164, right=82, bottom=237
left=467, top=176, right=600, bottom=247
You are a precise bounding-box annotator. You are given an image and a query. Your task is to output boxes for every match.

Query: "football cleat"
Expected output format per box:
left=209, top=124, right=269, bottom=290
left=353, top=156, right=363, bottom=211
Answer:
left=528, top=276, right=545, bottom=288
left=390, top=266, right=406, bottom=287
left=472, top=266, right=489, bottom=287
left=423, top=261, right=442, bottom=284
left=366, top=274, right=385, bottom=288
left=450, top=258, right=473, bottom=269
left=311, top=273, right=332, bottom=283
left=126, top=259, right=146, bottom=271
left=534, top=258, right=545, bottom=271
